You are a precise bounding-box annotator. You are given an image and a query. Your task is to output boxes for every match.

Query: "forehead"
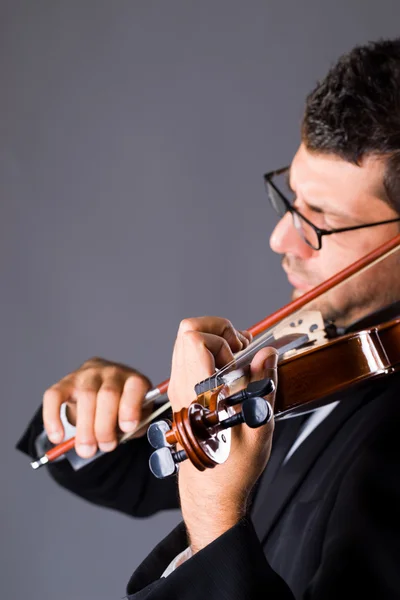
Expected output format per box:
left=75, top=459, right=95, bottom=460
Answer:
left=290, top=143, right=388, bottom=212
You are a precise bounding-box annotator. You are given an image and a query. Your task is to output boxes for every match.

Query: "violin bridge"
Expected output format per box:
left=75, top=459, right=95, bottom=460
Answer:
left=273, top=310, right=326, bottom=357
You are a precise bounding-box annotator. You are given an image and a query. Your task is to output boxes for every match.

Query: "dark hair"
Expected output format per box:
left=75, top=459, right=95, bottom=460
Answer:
left=302, top=38, right=400, bottom=212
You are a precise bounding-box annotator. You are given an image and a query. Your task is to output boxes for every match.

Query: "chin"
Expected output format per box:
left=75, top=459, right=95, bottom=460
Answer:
left=291, top=288, right=304, bottom=300
left=290, top=290, right=328, bottom=321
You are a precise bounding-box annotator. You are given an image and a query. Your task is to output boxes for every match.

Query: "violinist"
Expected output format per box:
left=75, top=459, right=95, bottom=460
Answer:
left=17, top=37, right=400, bottom=599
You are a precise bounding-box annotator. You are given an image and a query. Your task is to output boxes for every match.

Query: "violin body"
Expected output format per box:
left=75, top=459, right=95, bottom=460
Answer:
left=275, top=317, right=400, bottom=417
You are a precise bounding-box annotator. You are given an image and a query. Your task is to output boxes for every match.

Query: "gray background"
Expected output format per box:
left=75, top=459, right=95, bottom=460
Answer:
left=2, top=1, right=399, bottom=598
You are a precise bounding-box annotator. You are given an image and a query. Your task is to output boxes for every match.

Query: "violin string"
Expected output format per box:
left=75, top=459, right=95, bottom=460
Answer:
left=216, top=330, right=277, bottom=378
left=216, top=313, right=300, bottom=379
left=119, top=401, right=171, bottom=444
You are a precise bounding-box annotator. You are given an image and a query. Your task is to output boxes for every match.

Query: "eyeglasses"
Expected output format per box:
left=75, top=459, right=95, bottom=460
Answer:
left=264, top=166, right=400, bottom=251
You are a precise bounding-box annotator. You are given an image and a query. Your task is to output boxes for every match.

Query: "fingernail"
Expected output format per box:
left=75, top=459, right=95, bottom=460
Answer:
left=99, top=441, right=117, bottom=452
left=77, top=444, right=97, bottom=457
left=119, top=420, right=138, bottom=432
left=264, top=352, right=278, bottom=369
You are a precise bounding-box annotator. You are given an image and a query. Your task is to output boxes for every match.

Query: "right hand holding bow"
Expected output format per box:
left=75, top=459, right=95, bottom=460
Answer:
left=42, top=357, right=152, bottom=457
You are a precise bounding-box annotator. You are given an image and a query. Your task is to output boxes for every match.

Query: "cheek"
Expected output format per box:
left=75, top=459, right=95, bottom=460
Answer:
left=306, top=244, right=353, bottom=281
left=316, top=236, right=367, bottom=278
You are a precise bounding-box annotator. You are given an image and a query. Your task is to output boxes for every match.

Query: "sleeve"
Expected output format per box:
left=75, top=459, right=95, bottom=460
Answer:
left=124, top=517, right=295, bottom=600
left=161, top=546, right=192, bottom=577
left=15, top=405, right=180, bottom=518
left=304, top=409, right=400, bottom=599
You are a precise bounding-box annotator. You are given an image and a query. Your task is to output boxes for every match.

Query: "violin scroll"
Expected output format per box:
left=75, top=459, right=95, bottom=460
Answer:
left=147, top=378, right=274, bottom=478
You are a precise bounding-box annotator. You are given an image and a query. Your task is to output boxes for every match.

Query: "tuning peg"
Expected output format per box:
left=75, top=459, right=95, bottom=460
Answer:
left=219, top=396, right=273, bottom=430
left=224, top=377, right=275, bottom=407
left=149, top=447, right=188, bottom=479
left=147, top=419, right=173, bottom=449
left=242, top=396, right=273, bottom=428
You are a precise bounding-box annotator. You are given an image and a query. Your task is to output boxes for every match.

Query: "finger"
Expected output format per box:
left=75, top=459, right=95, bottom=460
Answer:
left=169, top=331, right=235, bottom=408
left=181, top=331, right=235, bottom=375
left=178, top=317, right=246, bottom=353
left=94, top=374, right=124, bottom=452
left=43, top=384, right=71, bottom=443
left=74, top=386, right=98, bottom=457
left=119, top=375, right=152, bottom=433
left=238, top=329, right=253, bottom=344
left=249, top=347, right=278, bottom=407
left=197, top=332, right=236, bottom=368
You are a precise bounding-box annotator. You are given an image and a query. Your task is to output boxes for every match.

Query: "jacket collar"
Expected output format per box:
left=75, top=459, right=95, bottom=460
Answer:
left=327, top=300, right=400, bottom=338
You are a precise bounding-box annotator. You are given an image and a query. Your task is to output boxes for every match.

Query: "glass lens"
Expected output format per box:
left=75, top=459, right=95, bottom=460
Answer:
left=292, top=213, right=320, bottom=250
left=266, top=183, right=288, bottom=218
left=269, top=168, right=295, bottom=204
left=266, top=170, right=321, bottom=250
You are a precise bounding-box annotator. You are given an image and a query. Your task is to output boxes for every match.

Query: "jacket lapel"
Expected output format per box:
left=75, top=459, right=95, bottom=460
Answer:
left=251, top=389, right=369, bottom=545
left=250, top=414, right=308, bottom=516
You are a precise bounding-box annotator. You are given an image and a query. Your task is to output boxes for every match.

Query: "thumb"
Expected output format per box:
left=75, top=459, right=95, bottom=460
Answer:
left=248, top=347, right=278, bottom=408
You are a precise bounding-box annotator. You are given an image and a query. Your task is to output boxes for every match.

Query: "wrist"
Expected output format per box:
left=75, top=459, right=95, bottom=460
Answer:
left=183, top=506, right=246, bottom=554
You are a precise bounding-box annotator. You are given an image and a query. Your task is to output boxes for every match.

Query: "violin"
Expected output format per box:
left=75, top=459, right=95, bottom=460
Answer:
left=30, top=232, right=400, bottom=474
left=146, top=315, right=400, bottom=478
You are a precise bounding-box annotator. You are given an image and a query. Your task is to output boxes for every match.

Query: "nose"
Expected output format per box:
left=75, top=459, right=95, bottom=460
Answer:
left=269, top=213, right=315, bottom=259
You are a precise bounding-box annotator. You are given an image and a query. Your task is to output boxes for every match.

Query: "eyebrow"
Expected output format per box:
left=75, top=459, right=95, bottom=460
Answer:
left=285, top=171, right=323, bottom=212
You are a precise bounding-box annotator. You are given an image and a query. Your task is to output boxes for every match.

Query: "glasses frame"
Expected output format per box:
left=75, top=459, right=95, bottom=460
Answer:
left=264, top=166, right=400, bottom=251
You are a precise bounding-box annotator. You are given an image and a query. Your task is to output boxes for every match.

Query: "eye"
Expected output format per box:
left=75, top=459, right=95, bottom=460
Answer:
left=323, top=214, right=347, bottom=230
left=295, top=201, right=332, bottom=229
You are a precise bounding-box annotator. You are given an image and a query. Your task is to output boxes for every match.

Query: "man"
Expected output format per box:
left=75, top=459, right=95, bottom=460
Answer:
left=17, top=38, right=400, bottom=598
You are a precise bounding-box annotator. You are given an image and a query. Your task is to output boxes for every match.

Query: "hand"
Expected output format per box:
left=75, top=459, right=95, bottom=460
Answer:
left=42, top=357, right=152, bottom=457
left=168, top=317, right=277, bottom=553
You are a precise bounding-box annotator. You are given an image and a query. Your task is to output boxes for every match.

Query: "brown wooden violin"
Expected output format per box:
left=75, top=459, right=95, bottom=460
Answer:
left=30, top=232, right=400, bottom=474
